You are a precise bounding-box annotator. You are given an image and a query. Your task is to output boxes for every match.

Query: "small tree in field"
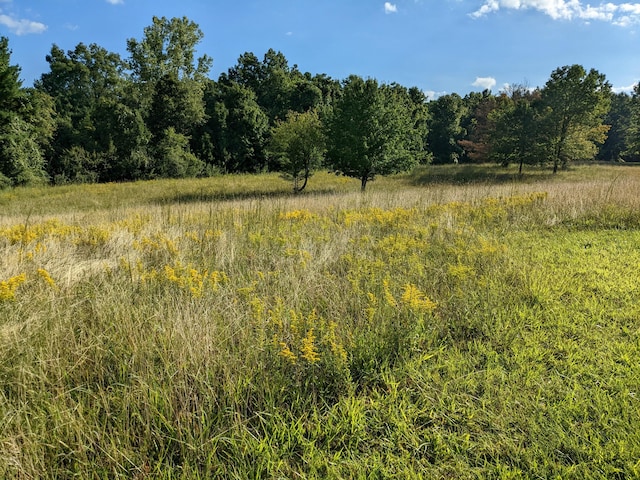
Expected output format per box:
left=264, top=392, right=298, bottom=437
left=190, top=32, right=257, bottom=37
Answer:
left=489, top=87, right=542, bottom=174
left=540, top=64, right=611, bottom=173
left=268, top=109, right=325, bottom=192
left=327, top=75, right=417, bottom=191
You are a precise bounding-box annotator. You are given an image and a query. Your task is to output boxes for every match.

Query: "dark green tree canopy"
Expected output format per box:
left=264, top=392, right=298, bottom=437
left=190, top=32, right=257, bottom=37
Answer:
left=147, top=73, right=206, bottom=139
left=627, top=84, right=640, bottom=160
left=0, top=37, right=49, bottom=187
left=598, top=92, right=634, bottom=162
left=541, top=64, right=611, bottom=172
left=489, top=88, right=542, bottom=173
left=427, top=93, right=465, bottom=164
left=327, top=76, right=417, bottom=190
left=207, top=78, right=270, bottom=173
left=37, top=43, right=124, bottom=119
left=0, top=36, right=23, bottom=121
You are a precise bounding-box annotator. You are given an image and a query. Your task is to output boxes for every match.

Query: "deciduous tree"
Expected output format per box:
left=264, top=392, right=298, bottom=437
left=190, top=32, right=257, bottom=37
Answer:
left=204, top=78, right=269, bottom=173
left=627, top=84, right=640, bottom=160
left=36, top=42, right=130, bottom=182
left=268, top=109, right=325, bottom=192
left=459, top=90, right=500, bottom=163
left=540, top=65, right=611, bottom=173
left=126, top=16, right=212, bottom=84
left=327, top=76, right=416, bottom=190
left=126, top=17, right=211, bottom=178
left=427, top=93, right=465, bottom=164
left=598, top=92, right=633, bottom=162
left=489, top=87, right=542, bottom=173
left=0, top=37, right=48, bottom=187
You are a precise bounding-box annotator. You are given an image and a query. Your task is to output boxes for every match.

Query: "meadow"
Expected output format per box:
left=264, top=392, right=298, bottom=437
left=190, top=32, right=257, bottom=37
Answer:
left=1, top=164, right=640, bottom=479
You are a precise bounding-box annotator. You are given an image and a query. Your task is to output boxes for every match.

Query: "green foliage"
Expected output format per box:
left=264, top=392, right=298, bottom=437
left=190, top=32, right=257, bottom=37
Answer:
left=427, top=93, right=466, bottom=164
left=0, top=116, right=48, bottom=186
left=227, top=49, right=326, bottom=124
left=0, top=36, right=22, bottom=117
left=20, top=88, right=56, bottom=150
left=0, top=38, right=49, bottom=188
left=91, top=98, right=151, bottom=181
left=148, top=73, right=206, bottom=139
left=152, top=127, right=204, bottom=178
left=489, top=88, right=543, bottom=173
left=327, top=75, right=418, bottom=190
left=126, top=15, right=212, bottom=83
left=35, top=42, right=135, bottom=182
left=206, top=79, right=270, bottom=173
left=459, top=90, right=501, bottom=163
left=598, top=91, right=634, bottom=162
left=53, top=145, right=101, bottom=184
left=126, top=17, right=210, bottom=180
left=268, top=109, right=326, bottom=192
left=627, top=83, right=640, bottom=159
left=540, top=64, right=611, bottom=172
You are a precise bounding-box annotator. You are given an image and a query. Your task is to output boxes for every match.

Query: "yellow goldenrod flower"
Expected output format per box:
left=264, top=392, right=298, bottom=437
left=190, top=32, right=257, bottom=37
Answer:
left=280, top=209, right=317, bottom=222
left=0, top=273, right=27, bottom=301
left=383, top=278, right=397, bottom=308
left=278, top=342, right=297, bottom=364
left=301, top=328, right=320, bottom=363
left=401, top=283, right=437, bottom=313
left=37, top=268, right=57, bottom=289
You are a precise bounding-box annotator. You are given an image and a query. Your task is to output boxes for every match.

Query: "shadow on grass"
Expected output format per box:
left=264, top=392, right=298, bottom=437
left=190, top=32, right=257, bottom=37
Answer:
left=149, top=186, right=347, bottom=206
left=408, top=164, right=556, bottom=186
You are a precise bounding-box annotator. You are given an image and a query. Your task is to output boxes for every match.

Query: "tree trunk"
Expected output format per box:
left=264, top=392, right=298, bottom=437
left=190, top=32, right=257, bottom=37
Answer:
left=360, top=176, right=368, bottom=191
left=294, top=167, right=309, bottom=193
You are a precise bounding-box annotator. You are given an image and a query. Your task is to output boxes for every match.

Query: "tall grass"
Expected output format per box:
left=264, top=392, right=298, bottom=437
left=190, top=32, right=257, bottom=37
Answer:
left=1, top=164, right=640, bottom=478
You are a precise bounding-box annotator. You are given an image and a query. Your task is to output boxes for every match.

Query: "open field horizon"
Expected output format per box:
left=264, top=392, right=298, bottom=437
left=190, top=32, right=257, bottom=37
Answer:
left=2, top=164, right=640, bottom=478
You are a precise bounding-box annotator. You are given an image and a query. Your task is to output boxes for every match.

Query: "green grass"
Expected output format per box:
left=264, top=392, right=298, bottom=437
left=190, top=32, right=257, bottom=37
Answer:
left=0, top=171, right=359, bottom=217
left=1, top=165, right=640, bottom=478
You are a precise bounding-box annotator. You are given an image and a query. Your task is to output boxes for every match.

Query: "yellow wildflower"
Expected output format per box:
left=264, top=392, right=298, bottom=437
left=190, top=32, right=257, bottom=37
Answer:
left=37, top=268, right=57, bottom=289
left=401, top=283, right=437, bottom=313
left=301, top=328, right=320, bottom=363
left=278, top=342, right=297, bottom=364
left=383, top=278, right=397, bottom=307
left=0, top=273, right=27, bottom=301
left=280, top=209, right=317, bottom=222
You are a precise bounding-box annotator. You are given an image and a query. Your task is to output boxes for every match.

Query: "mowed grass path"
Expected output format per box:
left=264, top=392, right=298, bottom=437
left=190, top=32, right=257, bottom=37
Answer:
left=1, top=165, right=640, bottom=478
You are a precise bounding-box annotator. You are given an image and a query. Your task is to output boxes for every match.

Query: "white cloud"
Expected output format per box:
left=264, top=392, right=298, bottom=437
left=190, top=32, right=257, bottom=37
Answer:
left=424, top=90, right=447, bottom=100
left=0, top=14, right=46, bottom=35
left=384, top=2, right=398, bottom=14
left=106, top=0, right=124, bottom=4
left=472, top=76, right=497, bottom=90
left=470, top=0, right=640, bottom=26
left=612, top=82, right=638, bottom=93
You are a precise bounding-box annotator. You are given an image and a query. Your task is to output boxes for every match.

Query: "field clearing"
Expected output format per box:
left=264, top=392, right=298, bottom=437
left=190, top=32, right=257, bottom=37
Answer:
left=1, top=164, right=640, bottom=478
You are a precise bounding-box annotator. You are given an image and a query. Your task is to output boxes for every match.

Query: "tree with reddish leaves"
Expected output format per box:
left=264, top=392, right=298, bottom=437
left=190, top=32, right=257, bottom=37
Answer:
left=459, top=91, right=503, bottom=163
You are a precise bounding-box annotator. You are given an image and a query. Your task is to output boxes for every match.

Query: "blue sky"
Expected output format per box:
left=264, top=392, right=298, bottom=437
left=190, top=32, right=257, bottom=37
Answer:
left=2, top=0, right=639, bottom=98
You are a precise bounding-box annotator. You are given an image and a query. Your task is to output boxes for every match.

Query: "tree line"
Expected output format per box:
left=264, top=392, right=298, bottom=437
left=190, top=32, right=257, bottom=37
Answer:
left=0, top=16, right=638, bottom=191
